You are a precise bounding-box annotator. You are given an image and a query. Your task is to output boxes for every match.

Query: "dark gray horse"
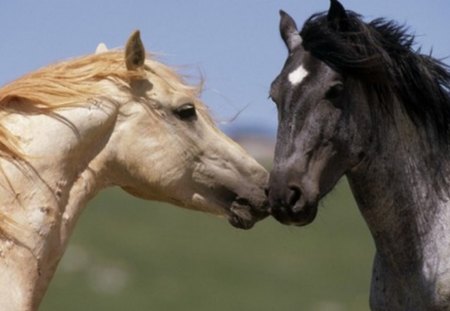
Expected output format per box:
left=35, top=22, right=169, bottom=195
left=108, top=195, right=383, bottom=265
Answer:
left=268, top=0, right=450, bottom=310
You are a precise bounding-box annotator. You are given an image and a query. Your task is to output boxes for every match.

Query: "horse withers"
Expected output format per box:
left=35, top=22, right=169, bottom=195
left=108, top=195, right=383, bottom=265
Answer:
left=268, top=0, right=450, bottom=310
left=0, top=31, right=268, bottom=310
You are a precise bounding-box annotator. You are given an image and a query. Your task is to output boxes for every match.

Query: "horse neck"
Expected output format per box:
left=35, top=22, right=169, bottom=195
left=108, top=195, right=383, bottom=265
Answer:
left=347, top=104, right=450, bottom=307
left=0, top=93, right=120, bottom=310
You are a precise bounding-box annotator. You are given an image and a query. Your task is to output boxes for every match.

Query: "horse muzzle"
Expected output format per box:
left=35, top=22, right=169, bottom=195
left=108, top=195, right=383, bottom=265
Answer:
left=268, top=184, right=319, bottom=226
left=227, top=197, right=269, bottom=230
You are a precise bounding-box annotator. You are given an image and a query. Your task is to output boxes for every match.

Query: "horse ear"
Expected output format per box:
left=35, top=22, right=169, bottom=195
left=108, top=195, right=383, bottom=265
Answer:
left=327, top=0, right=349, bottom=30
left=125, top=30, right=146, bottom=70
left=279, top=10, right=302, bottom=52
left=95, top=43, right=108, bottom=54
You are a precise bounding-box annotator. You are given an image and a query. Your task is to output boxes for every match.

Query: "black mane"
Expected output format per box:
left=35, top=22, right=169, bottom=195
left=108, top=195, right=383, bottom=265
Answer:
left=300, top=11, right=450, bottom=144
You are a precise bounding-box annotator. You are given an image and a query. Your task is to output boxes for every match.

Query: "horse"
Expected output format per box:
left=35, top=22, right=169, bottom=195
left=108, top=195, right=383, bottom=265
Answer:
left=267, top=0, right=450, bottom=310
left=0, top=30, right=268, bottom=311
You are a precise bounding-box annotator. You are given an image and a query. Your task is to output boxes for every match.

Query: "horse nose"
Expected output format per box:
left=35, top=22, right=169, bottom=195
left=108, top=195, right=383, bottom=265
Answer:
left=267, top=183, right=302, bottom=209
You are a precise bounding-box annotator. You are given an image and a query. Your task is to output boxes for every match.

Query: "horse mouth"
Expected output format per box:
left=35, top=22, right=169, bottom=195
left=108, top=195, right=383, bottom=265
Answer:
left=227, top=198, right=269, bottom=230
left=270, top=201, right=318, bottom=226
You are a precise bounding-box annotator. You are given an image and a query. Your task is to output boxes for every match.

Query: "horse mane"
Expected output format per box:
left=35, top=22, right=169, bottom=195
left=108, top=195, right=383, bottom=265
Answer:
left=300, top=11, right=450, bottom=145
left=0, top=51, right=202, bottom=160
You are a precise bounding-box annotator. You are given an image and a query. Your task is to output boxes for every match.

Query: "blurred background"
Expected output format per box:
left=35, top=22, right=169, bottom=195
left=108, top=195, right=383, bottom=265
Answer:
left=41, top=181, right=373, bottom=311
left=1, top=1, right=448, bottom=310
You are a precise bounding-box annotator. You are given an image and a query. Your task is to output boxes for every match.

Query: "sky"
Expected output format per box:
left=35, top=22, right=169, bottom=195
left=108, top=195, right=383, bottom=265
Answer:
left=1, top=0, right=449, bottom=137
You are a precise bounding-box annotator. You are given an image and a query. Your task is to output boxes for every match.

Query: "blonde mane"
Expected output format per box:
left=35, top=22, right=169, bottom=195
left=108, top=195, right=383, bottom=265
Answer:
left=0, top=51, right=202, bottom=160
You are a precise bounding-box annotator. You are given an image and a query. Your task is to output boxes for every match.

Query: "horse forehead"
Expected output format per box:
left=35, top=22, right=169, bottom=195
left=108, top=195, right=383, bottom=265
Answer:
left=288, top=64, right=309, bottom=86
left=283, top=51, right=312, bottom=87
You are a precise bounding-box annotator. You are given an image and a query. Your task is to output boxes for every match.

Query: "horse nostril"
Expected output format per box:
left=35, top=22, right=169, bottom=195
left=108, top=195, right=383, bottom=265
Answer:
left=264, top=187, right=270, bottom=197
left=288, top=186, right=301, bottom=207
left=235, top=197, right=250, bottom=206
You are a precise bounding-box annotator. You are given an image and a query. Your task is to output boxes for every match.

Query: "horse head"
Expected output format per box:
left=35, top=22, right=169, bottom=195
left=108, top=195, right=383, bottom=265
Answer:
left=103, top=31, right=268, bottom=229
left=268, top=1, right=372, bottom=225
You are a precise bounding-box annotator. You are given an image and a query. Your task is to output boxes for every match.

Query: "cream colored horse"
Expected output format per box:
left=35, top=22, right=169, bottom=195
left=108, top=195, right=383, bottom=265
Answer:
left=0, top=31, right=268, bottom=311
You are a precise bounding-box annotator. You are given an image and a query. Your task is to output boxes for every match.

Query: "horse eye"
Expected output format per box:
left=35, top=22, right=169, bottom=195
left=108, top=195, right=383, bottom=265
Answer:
left=325, top=83, right=344, bottom=101
left=174, top=103, right=197, bottom=120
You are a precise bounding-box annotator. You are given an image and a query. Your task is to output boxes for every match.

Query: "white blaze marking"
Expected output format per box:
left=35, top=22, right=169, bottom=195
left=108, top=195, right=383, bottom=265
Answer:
left=288, top=65, right=308, bottom=86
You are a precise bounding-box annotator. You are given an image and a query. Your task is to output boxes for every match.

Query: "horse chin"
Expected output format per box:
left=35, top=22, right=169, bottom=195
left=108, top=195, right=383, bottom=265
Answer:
left=228, top=214, right=256, bottom=230
left=270, top=201, right=318, bottom=226
left=227, top=199, right=269, bottom=230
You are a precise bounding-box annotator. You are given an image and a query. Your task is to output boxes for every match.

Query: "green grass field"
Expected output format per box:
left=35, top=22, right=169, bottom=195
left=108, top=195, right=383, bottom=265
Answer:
left=40, top=177, right=374, bottom=311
